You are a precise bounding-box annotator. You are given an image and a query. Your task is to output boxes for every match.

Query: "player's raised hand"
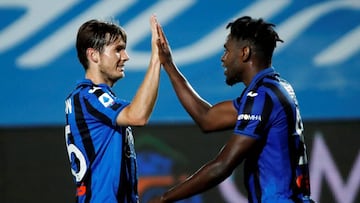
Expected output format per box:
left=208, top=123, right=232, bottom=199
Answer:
left=150, top=14, right=160, bottom=57
left=155, top=19, right=173, bottom=65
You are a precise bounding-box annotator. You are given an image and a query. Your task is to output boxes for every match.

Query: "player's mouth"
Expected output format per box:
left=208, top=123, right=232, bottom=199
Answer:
left=117, top=64, right=125, bottom=72
left=223, top=67, right=227, bottom=75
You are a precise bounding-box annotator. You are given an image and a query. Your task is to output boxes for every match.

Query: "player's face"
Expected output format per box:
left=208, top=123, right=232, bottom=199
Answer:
left=221, top=36, right=243, bottom=86
left=98, top=37, right=129, bottom=85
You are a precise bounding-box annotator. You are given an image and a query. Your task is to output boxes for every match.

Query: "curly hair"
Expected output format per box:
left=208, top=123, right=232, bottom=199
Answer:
left=226, top=16, right=283, bottom=63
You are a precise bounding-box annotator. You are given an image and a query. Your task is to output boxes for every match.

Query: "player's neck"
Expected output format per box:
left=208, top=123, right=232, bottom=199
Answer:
left=85, top=71, right=114, bottom=87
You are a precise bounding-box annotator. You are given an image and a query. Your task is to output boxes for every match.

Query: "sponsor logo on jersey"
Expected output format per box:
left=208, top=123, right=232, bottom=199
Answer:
left=247, top=91, right=258, bottom=97
left=88, top=87, right=102, bottom=94
left=237, top=114, right=262, bottom=121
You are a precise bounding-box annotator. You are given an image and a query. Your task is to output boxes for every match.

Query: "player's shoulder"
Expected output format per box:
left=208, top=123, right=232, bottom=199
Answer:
left=80, top=86, right=112, bottom=104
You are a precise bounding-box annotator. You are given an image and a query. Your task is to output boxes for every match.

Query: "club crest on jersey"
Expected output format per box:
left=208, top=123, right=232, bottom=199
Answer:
left=99, top=93, right=114, bottom=107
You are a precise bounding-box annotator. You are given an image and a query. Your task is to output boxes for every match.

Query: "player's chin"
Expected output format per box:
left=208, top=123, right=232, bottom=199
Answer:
left=112, top=73, right=125, bottom=82
left=117, top=73, right=125, bottom=80
left=116, top=69, right=125, bottom=77
left=226, top=77, right=236, bottom=86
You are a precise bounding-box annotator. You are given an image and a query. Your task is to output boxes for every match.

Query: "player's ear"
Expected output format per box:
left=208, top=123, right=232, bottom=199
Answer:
left=86, top=48, right=99, bottom=64
left=242, top=46, right=251, bottom=62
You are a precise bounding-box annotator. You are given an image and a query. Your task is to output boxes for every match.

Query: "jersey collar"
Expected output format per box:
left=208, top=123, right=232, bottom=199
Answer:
left=76, top=79, right=111, bottom=89
left=247, top=67, right=278, bottom=90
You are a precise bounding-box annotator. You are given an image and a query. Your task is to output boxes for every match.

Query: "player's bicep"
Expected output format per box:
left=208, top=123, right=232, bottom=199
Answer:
left=116, top=103, right=146, bottom=126
left=116, top=105, right=137, bottom=126
left=201, top=101, right=237, bottom=132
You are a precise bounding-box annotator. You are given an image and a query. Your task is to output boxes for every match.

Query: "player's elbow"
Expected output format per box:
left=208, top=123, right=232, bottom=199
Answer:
left=137, top=118, right=149, bottom=126
left=197, top=122, right=218, bottom=133
left=129, top=116, right=149, bottom=126
left=117, top=109, right=150, bottom=126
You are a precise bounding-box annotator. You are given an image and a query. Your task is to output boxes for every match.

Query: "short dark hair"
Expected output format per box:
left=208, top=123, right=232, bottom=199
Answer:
left=76, top=19, right=127, bottom=70
left=226, top=16, right=283, bottom=62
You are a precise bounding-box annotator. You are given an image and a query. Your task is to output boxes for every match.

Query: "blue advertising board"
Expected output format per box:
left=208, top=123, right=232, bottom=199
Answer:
left=1, top=0, right=359, bottom=126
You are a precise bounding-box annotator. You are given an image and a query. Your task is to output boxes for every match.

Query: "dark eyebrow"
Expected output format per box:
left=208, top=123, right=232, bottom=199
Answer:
left=115, top=43, right=126, bottom=50
left=118, top=44, right=126, bottom=49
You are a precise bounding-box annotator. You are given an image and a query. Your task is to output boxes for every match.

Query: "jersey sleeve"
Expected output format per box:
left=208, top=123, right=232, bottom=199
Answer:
left=232, top=90, right=272, bottom=139
left=82, top=87, right=130, bottom=126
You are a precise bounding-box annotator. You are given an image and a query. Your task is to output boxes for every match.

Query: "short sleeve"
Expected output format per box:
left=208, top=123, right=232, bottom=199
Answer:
left=233, top=90, right=270, bottom=139
left=82, top=87, right=130, bottom=126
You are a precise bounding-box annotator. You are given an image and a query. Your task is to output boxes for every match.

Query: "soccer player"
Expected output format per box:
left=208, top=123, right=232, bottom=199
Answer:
left=151, top=16, right=315, bottom=202
left=64, top=15, right=161, bottom=202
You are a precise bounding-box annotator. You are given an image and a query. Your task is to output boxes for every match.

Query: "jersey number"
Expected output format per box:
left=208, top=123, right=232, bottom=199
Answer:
left=65, top=125, right=87, bottom=182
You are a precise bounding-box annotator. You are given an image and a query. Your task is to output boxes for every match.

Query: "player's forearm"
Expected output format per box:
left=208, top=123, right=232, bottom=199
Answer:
left=161, top=160, right=228, bottom=202
left=116, top=56, right=161, bottom=126
left=129, top=14, right=161, bottom=124
left=162, top=61, right=212, bottom=123
left=130, top=56, right=161, bottom=124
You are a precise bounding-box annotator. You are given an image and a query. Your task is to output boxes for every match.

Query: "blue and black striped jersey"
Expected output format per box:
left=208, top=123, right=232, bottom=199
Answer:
left=233, top=67, right=312, bottom=203
left=65, top=79, right=138, bottom=203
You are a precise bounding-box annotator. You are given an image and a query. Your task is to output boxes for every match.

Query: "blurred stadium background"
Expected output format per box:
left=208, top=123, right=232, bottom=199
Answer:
left=0, top=0, right=359, bottom=202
